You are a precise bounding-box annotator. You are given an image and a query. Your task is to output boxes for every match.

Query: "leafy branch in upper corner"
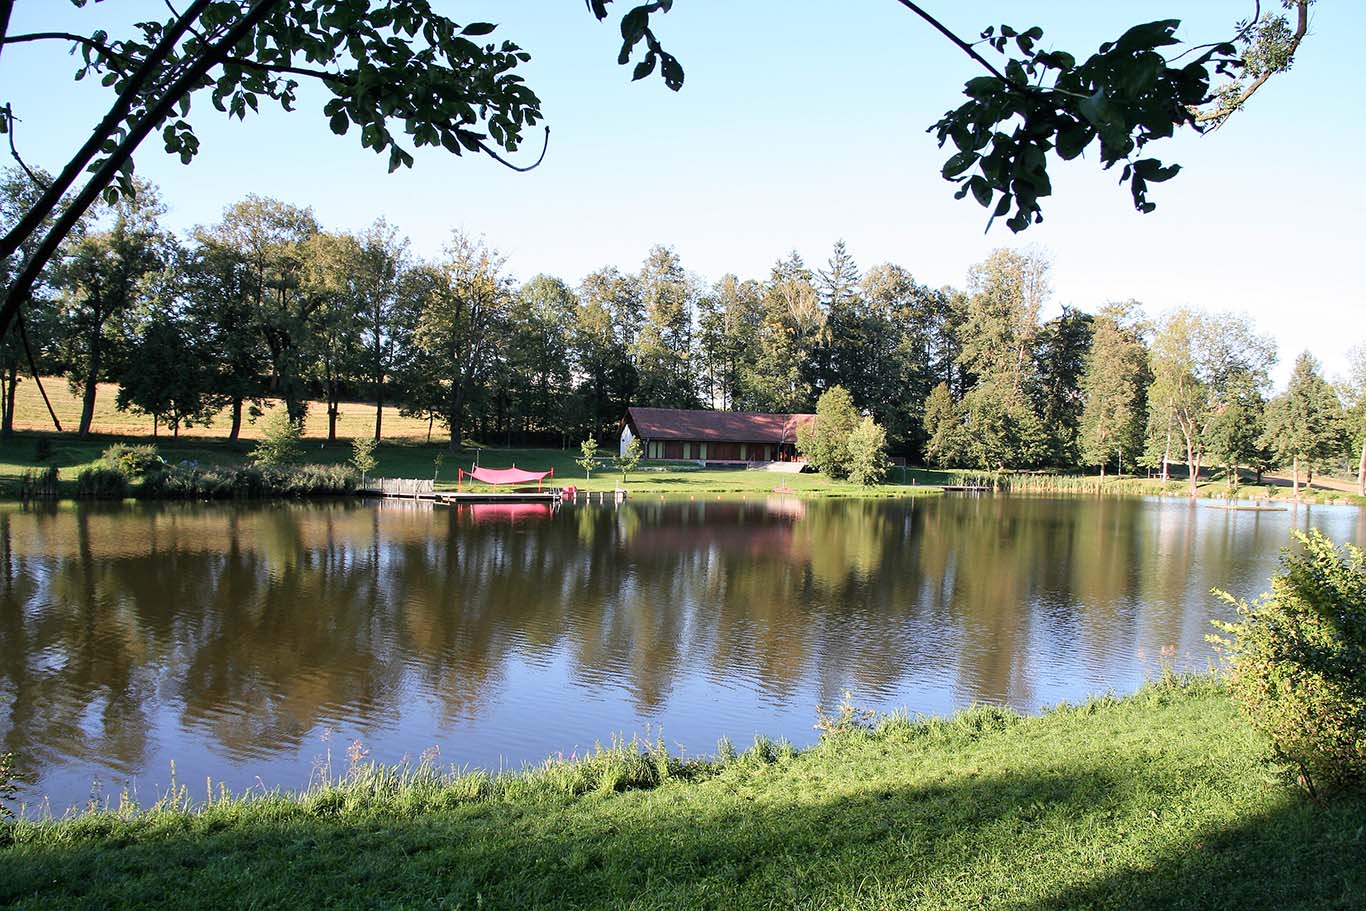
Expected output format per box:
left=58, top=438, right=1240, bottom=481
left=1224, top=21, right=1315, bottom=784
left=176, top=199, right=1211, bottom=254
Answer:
left=586, top=0, right=685, bottom=90
left=921, top=2, right=1313, bottom=232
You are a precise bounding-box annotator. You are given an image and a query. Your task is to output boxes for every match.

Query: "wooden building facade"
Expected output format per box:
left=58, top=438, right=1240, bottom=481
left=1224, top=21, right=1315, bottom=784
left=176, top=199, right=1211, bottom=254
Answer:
left=621, top=407, right=815, bottom=463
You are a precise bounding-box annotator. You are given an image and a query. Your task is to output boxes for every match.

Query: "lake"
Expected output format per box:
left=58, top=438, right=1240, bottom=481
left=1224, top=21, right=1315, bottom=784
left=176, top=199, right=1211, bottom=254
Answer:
left=1, top=494, right=1362, bottom=813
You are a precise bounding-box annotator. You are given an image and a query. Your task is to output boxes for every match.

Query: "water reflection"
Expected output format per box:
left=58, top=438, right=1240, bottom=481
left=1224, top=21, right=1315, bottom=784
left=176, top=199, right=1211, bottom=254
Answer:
left=0, top=496, right=1359, bottom=811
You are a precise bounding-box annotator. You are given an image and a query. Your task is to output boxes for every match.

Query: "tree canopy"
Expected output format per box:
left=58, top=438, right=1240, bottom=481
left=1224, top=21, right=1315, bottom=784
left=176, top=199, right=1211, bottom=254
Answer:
left=0, top=0, right=1318, bottom=349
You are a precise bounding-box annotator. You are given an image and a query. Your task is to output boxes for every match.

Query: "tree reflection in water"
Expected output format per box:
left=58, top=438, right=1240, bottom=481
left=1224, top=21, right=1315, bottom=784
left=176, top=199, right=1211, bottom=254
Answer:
left=0, top=496, right=1358, bottom=810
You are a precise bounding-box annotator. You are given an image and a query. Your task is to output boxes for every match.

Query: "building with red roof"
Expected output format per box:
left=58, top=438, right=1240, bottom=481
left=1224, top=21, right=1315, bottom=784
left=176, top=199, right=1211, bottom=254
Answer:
left=621, top=407, right=815, bottom=463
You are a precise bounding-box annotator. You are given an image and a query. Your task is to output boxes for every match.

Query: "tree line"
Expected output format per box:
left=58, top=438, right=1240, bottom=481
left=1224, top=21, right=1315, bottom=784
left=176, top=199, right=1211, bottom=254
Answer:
left=3, top=166, right=1364, bottom=493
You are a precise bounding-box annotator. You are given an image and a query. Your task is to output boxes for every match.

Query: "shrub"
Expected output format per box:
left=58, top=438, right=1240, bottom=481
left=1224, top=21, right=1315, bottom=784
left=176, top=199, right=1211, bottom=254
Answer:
left=814, top=691, right=877, bottom=738
left=100, top=443, right=163, bottom=478
left=76, top=466, right=130, bottom=499
left=252, top=409, right=304, bottom=467
left=18, top=465, right=59, bottom=500
left=136, top=463, right=357, bottom=500
left=846, top=416, right=891, bottom=485
left=577, top=438, right=599, bottom=479
left=614, top=437, right=642, bottom=483
left=280, top=464, right=359, bottom=496
left=1211, top=530, right=1366, bottom=795
left=350, top=437, right=377, bottom=485
left=32, top=437, right=52, bottom=462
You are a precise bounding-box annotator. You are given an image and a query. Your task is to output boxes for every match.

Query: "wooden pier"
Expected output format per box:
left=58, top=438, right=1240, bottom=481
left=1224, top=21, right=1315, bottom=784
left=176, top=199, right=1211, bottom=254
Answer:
left=361, top=478, right=626, bottom=505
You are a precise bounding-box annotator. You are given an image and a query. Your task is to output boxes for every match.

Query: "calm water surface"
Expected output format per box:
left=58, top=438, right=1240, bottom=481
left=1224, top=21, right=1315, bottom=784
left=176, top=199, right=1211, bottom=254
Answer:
left=1, top=495, right=1362, bottom=812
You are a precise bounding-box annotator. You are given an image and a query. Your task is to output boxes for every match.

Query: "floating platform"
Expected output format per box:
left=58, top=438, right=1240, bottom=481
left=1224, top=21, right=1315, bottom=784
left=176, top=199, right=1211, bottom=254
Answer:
left=361, top=477, right=564, bottom=503
left=941, top=485, right=992, bottom=492
left=434, top=491, right=561, bottom=504
left=361, top=478, right=627, bottom=505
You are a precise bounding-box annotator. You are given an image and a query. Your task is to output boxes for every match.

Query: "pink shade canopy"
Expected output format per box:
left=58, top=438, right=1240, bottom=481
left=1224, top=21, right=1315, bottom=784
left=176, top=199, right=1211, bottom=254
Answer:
left=462, top=465, right=552, bottom=485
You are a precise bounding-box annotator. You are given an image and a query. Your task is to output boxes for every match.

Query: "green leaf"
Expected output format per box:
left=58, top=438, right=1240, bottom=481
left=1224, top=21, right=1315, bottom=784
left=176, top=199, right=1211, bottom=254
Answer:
left=329, top=111, right=349, bottom=135
left=461, top=22, right=496, bottom=36
left=964, top=76, right=1001, bottom=100
left=969, top=176, right=992, bottom=207
left=660, top=53, right=684, bottom=91
left=942, top=150, right=978, bottom=179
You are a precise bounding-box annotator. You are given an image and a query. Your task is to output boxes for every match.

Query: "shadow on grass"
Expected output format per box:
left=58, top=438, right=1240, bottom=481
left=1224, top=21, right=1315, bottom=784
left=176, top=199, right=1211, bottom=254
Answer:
left=2, top=756, right=1361, bottom=910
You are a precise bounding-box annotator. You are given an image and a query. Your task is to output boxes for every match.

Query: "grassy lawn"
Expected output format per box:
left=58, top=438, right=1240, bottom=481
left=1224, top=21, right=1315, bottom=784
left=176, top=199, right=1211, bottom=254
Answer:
left=1, top=677, right=1360, bottom=910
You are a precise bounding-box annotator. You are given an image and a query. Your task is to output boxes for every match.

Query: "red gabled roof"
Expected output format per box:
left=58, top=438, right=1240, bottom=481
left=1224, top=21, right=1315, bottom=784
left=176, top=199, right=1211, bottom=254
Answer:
left=626, top=407, right=815, bottom=443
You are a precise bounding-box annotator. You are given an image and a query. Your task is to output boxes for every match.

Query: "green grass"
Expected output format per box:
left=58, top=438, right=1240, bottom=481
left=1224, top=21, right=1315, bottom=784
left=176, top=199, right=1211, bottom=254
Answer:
left=1, top=676, right=1360, bottom=910
left=926, top=469, right=1366, bottom=506
left=0, top=434, right=945, bottom=499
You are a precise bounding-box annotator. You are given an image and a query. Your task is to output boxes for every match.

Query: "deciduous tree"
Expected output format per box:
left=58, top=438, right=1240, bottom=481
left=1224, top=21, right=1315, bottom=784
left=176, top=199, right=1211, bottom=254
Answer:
left=796, top=386, right=861, bottom=479
left=1079, top=301, right=1149, bottom=475
left=412, top=231, right=512, bottom=451
left=1261, top=352, right=1345, bottom=495
left=1147, top=308, right=1274, bottom=494
left=54, top=186, right=169, bottom=437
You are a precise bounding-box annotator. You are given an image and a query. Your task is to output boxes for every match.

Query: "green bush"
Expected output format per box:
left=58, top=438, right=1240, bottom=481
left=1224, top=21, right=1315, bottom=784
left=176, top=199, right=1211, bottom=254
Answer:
left=846, top=417, right=891, bottom=486
left=100, top=443, right=163, bottom=478
left=796, top=386, right=860, bottom=479
left=1211, top=530, right=1366, bottom=794
left=76, top=466, right=130, bottom=500
left=252, top=409, right=304, bottom=467
left=136, top=463, right=357, bottom=500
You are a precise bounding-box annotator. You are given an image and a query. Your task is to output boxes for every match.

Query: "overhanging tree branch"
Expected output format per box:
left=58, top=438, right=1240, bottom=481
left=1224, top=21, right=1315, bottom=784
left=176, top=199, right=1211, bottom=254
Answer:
left=0, top=31, right=136, bottom=73
left=0, top=0, right=286, bottom=342
left=889, top=0, right=1009, bottom=84
left=1191, top=0, right=1310, bottom=124
left=0, top=0, right=215, bottom=264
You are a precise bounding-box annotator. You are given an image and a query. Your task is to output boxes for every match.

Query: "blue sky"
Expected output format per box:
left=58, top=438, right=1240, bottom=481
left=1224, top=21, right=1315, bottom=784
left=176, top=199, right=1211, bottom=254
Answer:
left=6, top=1, right=1363, bottom=385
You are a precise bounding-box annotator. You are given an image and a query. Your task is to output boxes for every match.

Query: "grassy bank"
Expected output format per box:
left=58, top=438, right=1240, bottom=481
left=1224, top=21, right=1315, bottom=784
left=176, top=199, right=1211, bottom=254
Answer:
left=939, top=470, right=1366, bottom=506
left=1, top=677, right=1361, bottom=910
left=0, top=435, right=946, bottom=499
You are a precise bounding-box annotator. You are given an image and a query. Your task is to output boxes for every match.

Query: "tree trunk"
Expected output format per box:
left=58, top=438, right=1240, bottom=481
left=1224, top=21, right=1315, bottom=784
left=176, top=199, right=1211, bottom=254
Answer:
left=1358, top=439, right=1365, bottom=497
left=78, top=363, right=99, bottom=439
left=373, top=388, right=383, bottom=443
left=228, top=395, right=243, bottom=443
left=1186, top=437, right=1199, bottom=496
left=152, top=413, right=158, bottom=439
left=1099, top=462, right=1106, bottom=479
left=448, top=383, right=466, bottom=453
left=0, top=363, right=14, bottom=437
left=327, top=383, right=339, bottom=443
left=1292, top=455, right=1300, bottom=497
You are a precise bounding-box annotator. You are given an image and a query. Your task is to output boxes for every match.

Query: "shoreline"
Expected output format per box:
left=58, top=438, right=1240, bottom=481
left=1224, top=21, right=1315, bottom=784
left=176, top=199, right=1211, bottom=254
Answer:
left=3, top=675, right=1361, bottom=909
